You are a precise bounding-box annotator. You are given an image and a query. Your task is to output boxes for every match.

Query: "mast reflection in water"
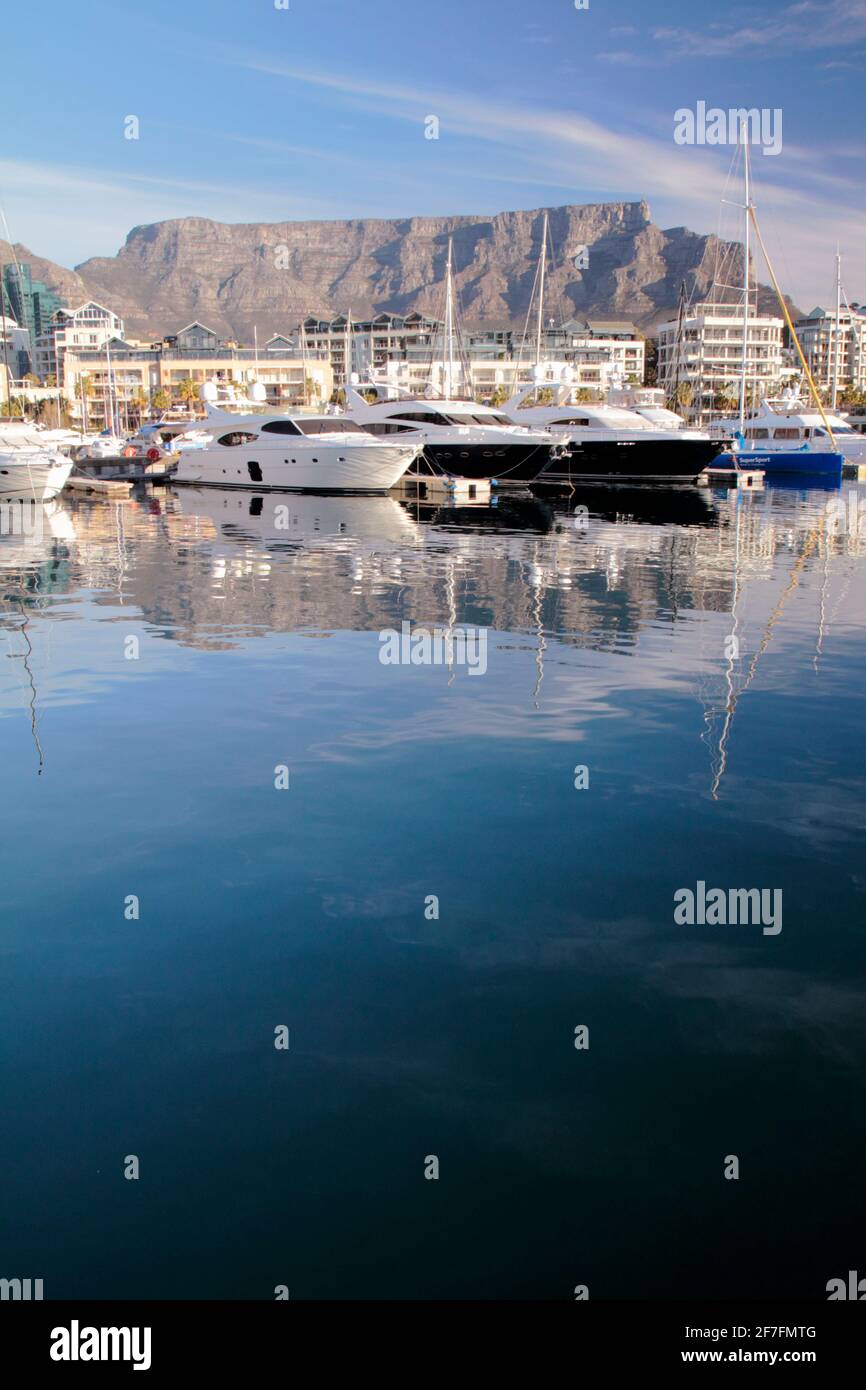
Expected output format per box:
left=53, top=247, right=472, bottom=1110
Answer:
left=1, top=479, right=865, bottom=1299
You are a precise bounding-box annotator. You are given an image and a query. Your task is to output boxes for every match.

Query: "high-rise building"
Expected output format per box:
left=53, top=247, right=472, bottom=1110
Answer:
left=1, top=263, right=65, bottom=368
left=657, top=300, right=786, bottom=423
left=795, top=305, right=866, bottom=397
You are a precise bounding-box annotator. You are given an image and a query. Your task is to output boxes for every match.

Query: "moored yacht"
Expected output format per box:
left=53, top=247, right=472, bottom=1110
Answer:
left=712, top=389, right=866, bottom=466
left=503, top=371, right=725, bottom=482
left=172, top=385, right=420, bottom=493
left=342, top=379, right=558, bottom=483
left=0, top=424, right=73, bottom=500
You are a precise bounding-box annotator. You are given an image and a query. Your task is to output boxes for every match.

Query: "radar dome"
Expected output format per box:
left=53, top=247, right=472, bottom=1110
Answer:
left=200, top=381, right=218, bottom=402
left=249, top=382, right=267, bottom=402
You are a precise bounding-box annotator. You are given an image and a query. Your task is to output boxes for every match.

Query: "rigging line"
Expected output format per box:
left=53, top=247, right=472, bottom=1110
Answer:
left=710, top=491, right=744, bottom=800
left=7, top=599, right=46, bottom=775
left=813, top=521, right=831, bottom=674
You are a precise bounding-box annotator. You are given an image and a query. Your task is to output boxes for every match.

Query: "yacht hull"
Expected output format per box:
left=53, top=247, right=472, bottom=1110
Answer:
left=421, top=442, right=551, bottom=482
left=173, top=443, right=418, bottom=493
left=0, top=455, right=73, bottom=501
left=538, top=438, right=723, bottom=483
left=716, top=449, right=845, bottom=478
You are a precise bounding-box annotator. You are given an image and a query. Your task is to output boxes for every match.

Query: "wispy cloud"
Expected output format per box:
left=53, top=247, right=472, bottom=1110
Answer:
left=653, top=0, right=866, bottom=58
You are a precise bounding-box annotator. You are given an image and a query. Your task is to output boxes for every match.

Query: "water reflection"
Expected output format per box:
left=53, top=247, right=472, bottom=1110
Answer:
left=2, top=479, right=866, bottom=1298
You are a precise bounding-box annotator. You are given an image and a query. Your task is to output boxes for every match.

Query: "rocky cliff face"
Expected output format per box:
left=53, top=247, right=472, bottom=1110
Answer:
left=4, top=201, right=793, bottom=342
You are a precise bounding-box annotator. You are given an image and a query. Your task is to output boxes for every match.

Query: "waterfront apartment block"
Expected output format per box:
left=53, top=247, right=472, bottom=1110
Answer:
left=301, top=311, right=645, bottom=395
left=795, top=304, right=866, bottom=396
left=35, top=301, right=125, bottom=381
left=61, top=320, right=333, bottom=427
left=656, top=301, right=786, bottom=423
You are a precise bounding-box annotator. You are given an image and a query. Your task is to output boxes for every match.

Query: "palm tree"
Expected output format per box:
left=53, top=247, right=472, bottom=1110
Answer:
left=713, top=385, right=739, bottom=415
left=675, top=381, right=694, bottom=409
left=177, top=376, right=200, bottom=417
left=151, top=387, right=171, bottom=414
left=490, top=384, right=510, bottom=407
left=76, top=373, right=94, bottom=433
left=131, top=388, right=149, bottom=427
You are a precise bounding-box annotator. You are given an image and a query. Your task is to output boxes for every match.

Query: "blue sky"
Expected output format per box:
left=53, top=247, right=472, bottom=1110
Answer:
left=2, top=0, right=864, bottom=307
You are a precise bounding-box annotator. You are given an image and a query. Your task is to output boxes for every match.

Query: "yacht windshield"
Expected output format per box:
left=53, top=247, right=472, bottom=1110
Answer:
left=443, top=412, right=513, bottom=427
left=295, top=419, right=369, bottom=435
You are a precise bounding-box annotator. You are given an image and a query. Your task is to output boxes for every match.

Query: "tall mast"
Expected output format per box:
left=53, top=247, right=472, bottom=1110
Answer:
left=535, top=212, right=548, bottom=367
left=832, top=249, right=842, bottom=411
left=738, top=125, right=752, bottom=434
left=445, top=236, right=455, bottom=398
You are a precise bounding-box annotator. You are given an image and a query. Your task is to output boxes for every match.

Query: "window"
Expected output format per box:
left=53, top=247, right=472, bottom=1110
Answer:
left=218, top=431, right=259, bottom=447
left=746, top=428, right=769, bottom=440
left=551, top=417, right=591, bottom=427
left=260, top=420, right=303, bottom=436
left=295, top=419, right=368, bottom=435
left=773, top=427, right=801, bottom=440
left=363, top=421, right=415, bottom=435
left=390, top=411, right=450, bottom=427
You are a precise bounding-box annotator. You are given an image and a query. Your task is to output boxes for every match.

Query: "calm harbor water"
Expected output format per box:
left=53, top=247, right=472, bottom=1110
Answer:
left=1, top=479, right=865, bottom=1300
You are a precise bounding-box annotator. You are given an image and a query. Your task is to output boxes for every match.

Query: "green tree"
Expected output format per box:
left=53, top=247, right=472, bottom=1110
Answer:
left=151, top=387, right=171, bottom=413
left=675, top=382, right=694, bottom=409
left=177, top=376, right=200, bottom=416
left=76, top=373, right=95, bottom=431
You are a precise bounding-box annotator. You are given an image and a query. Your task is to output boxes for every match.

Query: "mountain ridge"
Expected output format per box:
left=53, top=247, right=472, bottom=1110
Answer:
left=2, top=200, right=796, bottom=343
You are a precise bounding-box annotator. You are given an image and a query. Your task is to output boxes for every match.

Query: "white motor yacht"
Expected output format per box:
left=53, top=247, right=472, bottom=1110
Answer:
left=343, top=379, right=557, bottom=483
left=172, top=384, right=420, bottom=493
left=0, top=424, right=73, bottom=500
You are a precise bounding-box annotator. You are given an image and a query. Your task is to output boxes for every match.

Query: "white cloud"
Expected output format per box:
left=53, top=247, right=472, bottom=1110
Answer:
left=653, top=0, right=866, bottom=58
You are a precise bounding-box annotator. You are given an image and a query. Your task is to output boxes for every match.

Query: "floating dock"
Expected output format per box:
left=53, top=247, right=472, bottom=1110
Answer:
left=703, top=466, right=765, bottom=489
left=67, top=475, right=133, bottom=497
left=394, top=474, right=491, bottom=502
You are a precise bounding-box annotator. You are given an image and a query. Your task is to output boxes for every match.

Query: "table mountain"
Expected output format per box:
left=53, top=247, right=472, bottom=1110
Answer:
left=3, top=201, right=794, bottom=342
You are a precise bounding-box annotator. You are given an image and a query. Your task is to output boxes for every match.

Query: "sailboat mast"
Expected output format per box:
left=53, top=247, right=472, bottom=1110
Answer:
left=535, top=212, right=548, bottom=367
left=445, top=236, right=454, bottom=398
left=832, top=250, right=841, bottom=411
left=738, top=127, right=751, bottom=434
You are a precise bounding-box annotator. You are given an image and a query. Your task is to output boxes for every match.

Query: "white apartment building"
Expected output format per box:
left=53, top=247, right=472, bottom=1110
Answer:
left=795, top=305, right=866, bottom=396
left=375, top=354, right=618, bottom=401
left=657, top=300, right=785, bottom=423
left=36, top=301, right=125, bottom=381
left=302, top=312, right=645, bottom=398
